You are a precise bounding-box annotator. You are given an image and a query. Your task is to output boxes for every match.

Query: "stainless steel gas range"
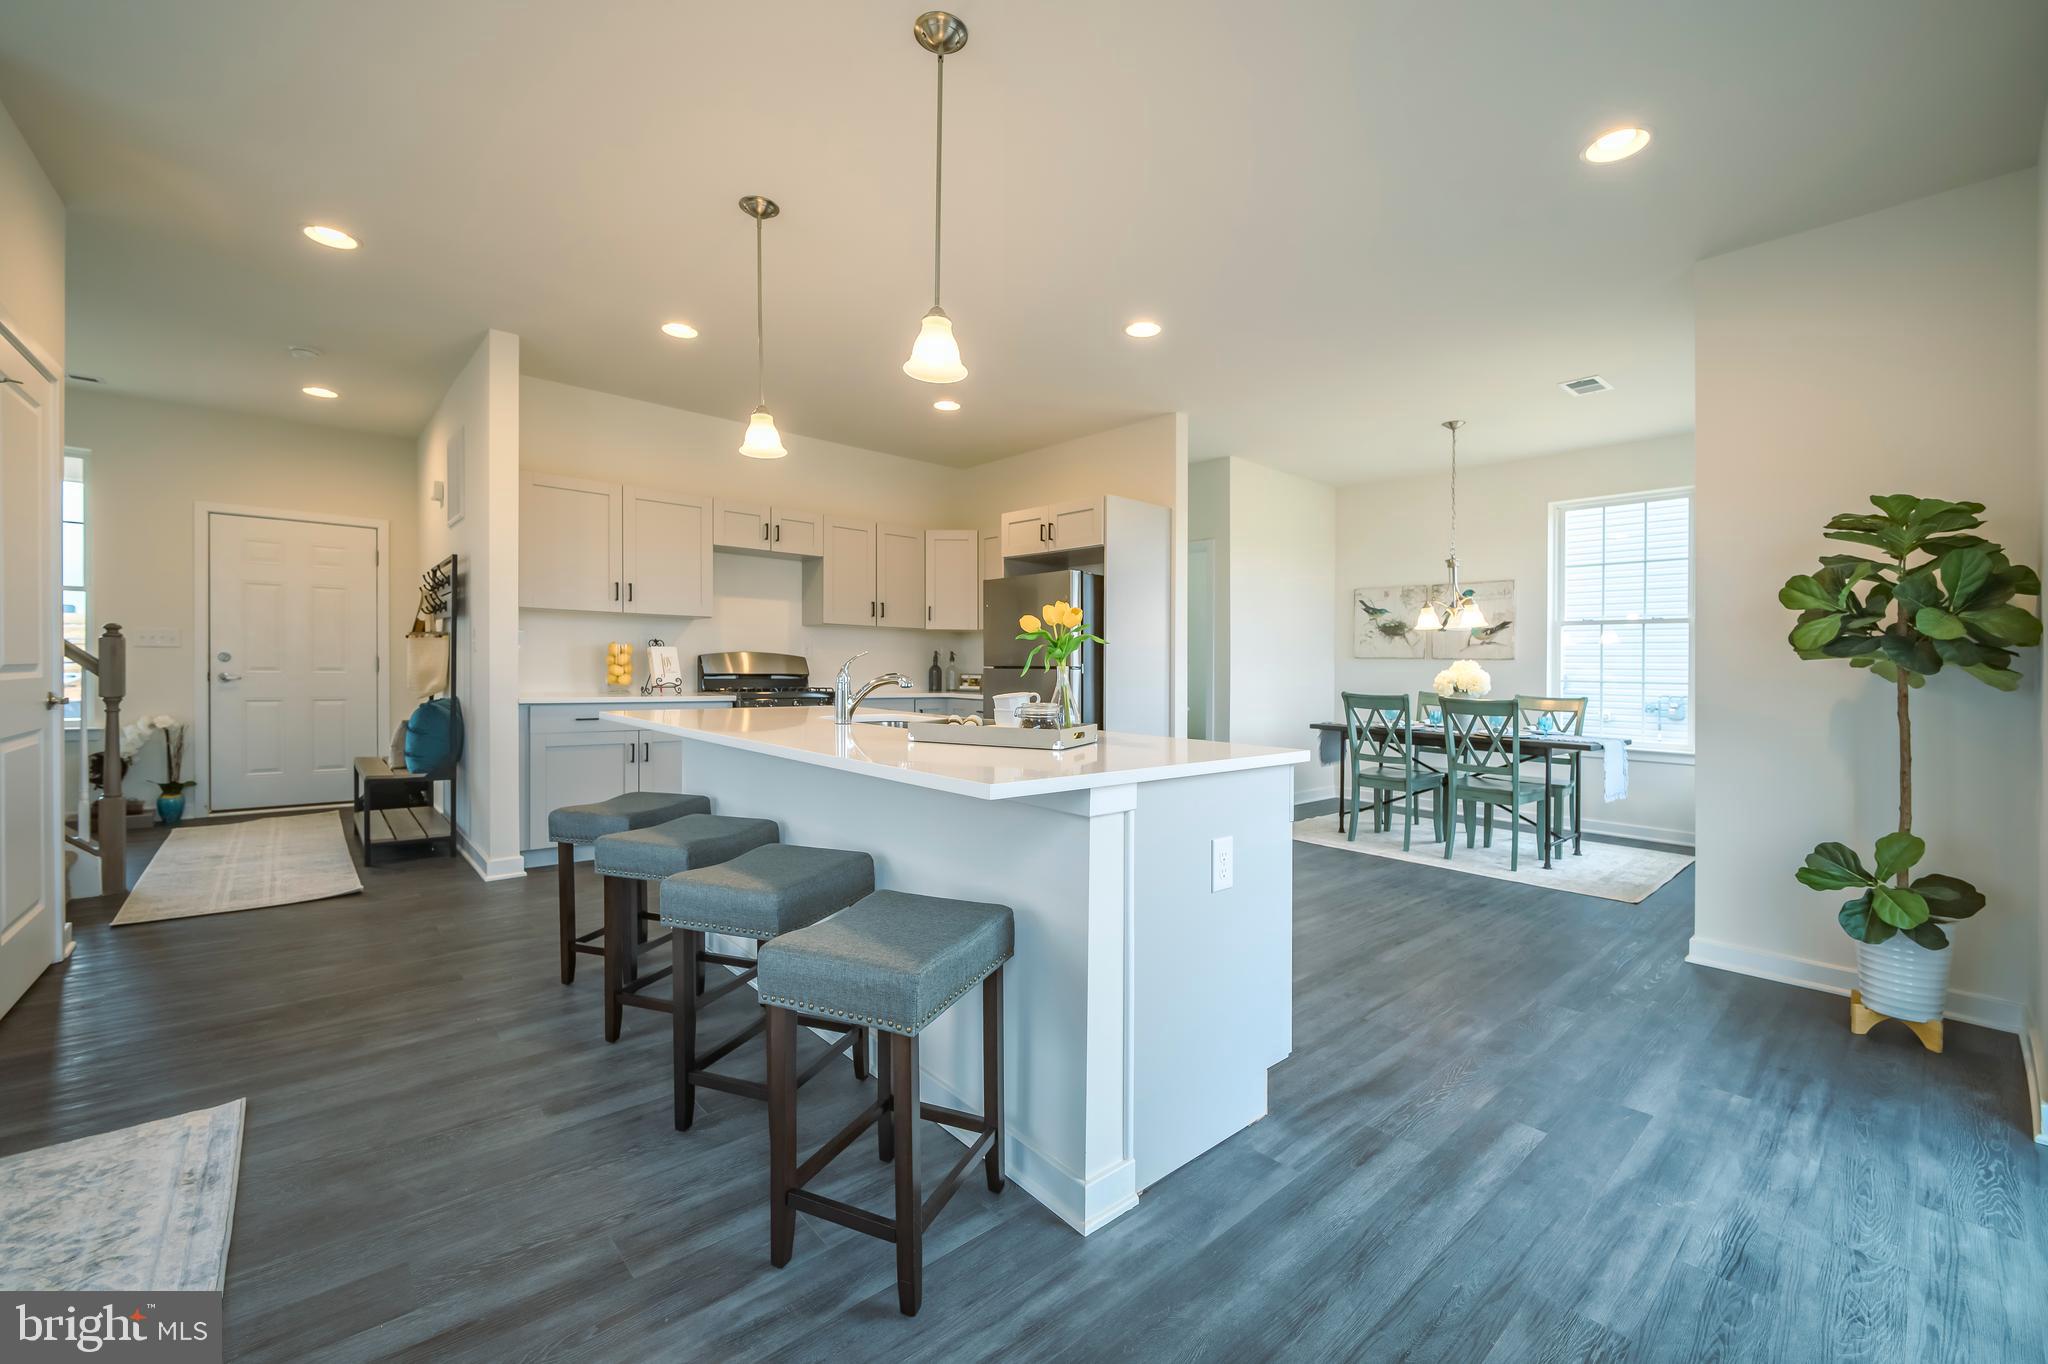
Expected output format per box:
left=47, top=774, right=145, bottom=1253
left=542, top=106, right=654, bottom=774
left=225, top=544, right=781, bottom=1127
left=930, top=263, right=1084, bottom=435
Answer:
left=696, top=651, right=833, bottom=708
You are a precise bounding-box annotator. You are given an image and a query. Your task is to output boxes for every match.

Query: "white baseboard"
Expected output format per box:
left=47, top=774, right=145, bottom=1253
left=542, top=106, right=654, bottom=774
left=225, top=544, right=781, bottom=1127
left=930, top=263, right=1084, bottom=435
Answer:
left=1685, top=934, right=2025, bottom=1034
left=458, top=836, right=527, bottom=882
left=920, top=1069, right=1140, bottom=1236
left=1580, top=816, right=1694, bottom=850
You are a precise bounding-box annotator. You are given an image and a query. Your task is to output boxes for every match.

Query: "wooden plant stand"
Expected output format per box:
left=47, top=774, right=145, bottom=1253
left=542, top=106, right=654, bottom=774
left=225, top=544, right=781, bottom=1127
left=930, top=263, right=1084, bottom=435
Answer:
left=1849, top=989, right=1943, bottom=1054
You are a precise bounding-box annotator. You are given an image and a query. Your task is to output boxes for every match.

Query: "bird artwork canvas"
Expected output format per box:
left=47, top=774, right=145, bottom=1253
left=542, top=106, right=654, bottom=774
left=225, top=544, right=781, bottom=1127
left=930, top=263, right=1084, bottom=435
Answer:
left=1428, top=578, right=1516, bottom=659
left=1352, top=585, right=1432, bottom=658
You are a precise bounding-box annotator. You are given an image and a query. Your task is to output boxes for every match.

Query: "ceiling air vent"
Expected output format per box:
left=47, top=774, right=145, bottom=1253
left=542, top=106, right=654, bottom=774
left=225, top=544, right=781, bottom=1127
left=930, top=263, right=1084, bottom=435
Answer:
left=1559, top=375, right=1612, bottom=396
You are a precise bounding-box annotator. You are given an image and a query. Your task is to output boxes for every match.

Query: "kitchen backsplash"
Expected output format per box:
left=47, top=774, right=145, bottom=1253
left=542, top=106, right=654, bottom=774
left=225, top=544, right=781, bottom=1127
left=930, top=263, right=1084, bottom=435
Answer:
left=518, top=552, right=983, bottom=694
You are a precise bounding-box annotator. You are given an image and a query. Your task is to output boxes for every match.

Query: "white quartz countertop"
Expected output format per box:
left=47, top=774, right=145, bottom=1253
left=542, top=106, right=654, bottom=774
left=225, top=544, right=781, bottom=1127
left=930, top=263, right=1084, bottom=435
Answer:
left=522, top=692, right=734, bottom=706
left=611, top=705, right=1306, bottom=800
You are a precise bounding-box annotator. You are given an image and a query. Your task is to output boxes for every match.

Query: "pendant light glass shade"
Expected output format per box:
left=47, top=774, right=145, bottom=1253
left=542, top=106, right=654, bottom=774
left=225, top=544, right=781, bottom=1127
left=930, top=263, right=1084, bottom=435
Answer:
left=903, top=307, right=967, bottom=383
left=1448, top=596, right=1488, bottom=630
left=1414, top=602, right=1443, bottom=633
left=906, top=14, right=970, bottom=384
left=740, top=406, right=788, bottom=459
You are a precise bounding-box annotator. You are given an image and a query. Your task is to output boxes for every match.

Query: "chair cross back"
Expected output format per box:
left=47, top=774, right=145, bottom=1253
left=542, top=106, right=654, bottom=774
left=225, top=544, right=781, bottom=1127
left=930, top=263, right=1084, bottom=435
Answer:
left=1515, top=694, right=1587, bottom=737
left=1342, top=692, right=1417, bottom=770
left=1442, top=697, right=1520, bottom=773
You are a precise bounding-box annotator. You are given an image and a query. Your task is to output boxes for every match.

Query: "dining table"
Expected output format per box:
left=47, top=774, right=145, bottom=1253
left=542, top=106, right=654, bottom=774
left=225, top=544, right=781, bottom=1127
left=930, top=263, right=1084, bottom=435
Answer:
left=1308, top=719, right=1626, bottom=869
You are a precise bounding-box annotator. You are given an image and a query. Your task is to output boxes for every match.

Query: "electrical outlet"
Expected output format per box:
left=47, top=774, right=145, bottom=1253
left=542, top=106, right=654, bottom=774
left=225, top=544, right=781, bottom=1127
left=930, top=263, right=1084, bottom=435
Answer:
left=132, top=628, right=180, bottom=648
left=1210, top=835, right=1234, bottom=892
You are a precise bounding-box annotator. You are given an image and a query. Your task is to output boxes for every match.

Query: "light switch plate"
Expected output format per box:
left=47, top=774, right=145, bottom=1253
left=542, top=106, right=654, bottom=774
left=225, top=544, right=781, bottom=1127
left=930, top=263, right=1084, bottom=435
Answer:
left=1210, top=835, right=1234, bottom=892
left=132, top=628, right=180, bottom=648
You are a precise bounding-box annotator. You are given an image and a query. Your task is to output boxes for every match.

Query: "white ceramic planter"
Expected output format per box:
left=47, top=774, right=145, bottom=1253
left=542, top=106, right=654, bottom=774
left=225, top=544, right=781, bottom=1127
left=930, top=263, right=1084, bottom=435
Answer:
left=1856, top=932, right=1952, bottom=1022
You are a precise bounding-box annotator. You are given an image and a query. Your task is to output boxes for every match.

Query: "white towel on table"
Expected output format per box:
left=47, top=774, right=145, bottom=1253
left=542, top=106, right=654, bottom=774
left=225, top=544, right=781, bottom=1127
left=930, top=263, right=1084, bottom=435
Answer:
left=1600, top=738, right=1629, bottom=802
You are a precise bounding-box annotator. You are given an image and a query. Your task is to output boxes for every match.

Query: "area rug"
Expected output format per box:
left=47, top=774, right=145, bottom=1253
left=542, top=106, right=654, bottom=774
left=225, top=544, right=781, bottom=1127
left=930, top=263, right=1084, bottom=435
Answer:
left=1292, top=815, right=1692, bottom=904
left=0, top=1099, right=245, bottom=1290
left=113, top=812, right=362, bottom=927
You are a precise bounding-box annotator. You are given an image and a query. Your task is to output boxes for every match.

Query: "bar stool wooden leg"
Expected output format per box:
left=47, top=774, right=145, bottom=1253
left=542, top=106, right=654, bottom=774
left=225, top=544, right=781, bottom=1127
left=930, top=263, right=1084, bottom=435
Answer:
left=983, top=968, right=1004, bottom=1193
left=601, top=876, right=635, bottom=1044
left=767, top=1006, right=798, bottom=1268
left=875, top=1034, right=895, bottom=1163
left=556, top=842, right=577, bottom=985
left=635, top=880, right=650, bottom=946
left=852, top=1027, right=870, bottom=1083
left=891, top=1031, right=923, bottom=1317
left=674, top=928, right=702, bottom=1131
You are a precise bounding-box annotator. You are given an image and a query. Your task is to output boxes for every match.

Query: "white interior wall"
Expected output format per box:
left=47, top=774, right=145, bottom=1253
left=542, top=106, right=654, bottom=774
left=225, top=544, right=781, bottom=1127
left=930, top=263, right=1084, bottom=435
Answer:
left=1331, top=433, right=1698, bottom=844
left=1187, top=459, right=1231, bottom=739
left=72, top=390, right=418, bottom=809
left=0, top=96, right=63, bottom=369
left=1694, top=169, right=2040, bottom=1029
left=418, top=330, right=522, bottom=878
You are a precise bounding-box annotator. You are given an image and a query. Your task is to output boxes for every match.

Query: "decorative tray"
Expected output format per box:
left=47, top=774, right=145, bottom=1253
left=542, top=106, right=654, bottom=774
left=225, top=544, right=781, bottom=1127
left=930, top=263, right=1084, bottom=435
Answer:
left=906, top=722, right=1098, bottom=751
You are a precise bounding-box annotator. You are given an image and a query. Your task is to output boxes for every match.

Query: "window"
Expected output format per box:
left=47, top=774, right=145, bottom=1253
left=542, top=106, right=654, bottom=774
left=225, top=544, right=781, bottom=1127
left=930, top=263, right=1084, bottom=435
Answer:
left=1552, top=490, right=1692, bottom=752
left=61, top=454, right=86, bottom=724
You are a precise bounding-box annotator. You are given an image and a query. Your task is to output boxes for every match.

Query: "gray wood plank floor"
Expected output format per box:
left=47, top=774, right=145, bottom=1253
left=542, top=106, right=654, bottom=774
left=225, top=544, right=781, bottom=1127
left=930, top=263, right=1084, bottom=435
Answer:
left=3, top=817, right=2042, bottom=1362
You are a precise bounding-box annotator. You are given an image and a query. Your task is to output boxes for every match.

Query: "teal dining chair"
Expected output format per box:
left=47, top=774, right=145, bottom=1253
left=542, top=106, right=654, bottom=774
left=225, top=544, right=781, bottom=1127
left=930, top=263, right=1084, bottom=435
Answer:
left=1515, top=695, right=1588, bottom=858
left=1441, top=696, right=1547, bottom=871
left=1341, top=692, right=1446, bottom=851
left=1414, top=691, right=1444, bottom=728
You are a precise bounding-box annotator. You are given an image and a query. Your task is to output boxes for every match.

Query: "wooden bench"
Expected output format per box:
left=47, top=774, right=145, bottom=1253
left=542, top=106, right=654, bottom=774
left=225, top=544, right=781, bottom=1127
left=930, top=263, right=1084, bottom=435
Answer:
left=352, top=757, right=457, bottom=866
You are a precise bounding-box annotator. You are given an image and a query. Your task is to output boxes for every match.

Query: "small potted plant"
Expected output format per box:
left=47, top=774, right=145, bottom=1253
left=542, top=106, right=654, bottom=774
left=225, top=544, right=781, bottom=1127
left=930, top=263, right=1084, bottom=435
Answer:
left=1779, top=495, right=2039, bottom=1044
left=1016, top=599, right=1105, bottom=727
left=124, top=714, right=194, bottom=826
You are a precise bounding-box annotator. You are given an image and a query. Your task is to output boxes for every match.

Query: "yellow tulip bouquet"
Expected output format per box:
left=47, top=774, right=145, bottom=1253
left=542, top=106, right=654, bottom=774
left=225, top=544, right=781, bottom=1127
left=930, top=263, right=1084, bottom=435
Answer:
left=1016, top=599, right=1105, bottom=726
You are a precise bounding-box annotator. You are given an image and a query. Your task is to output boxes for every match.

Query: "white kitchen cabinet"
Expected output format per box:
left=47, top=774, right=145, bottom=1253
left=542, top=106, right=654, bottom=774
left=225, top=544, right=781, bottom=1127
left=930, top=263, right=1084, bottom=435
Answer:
left=878, top=525, right=926, bottom=628
left=521, top=473, right=623, bottom=612
left=624, top=484, right=714, bottom=616
left=981, top=530, right=1003, bottom=580
left=523, top=473, right=712, bottom=617
left=998, top=498, right=1105, bottom=557
left=521, top=702, right=726, bottom=854
left=804, top=517, right=879, bottom=626
left=714, top=500, right=824, bottom=557
left=924, top=530, right=978, bottom=630
left=640, top=734, right=683, bottom=791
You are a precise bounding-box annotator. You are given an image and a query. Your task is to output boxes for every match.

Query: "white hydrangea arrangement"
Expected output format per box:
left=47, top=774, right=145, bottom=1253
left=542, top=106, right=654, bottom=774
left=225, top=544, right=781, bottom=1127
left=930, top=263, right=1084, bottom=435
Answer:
left=1432, top=660, right=1492, bottom=698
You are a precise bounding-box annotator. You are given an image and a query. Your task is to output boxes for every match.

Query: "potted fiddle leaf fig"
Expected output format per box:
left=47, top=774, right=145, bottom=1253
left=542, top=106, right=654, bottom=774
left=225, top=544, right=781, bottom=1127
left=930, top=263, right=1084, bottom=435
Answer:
left=1780, top=495, right=2039, bottom=1029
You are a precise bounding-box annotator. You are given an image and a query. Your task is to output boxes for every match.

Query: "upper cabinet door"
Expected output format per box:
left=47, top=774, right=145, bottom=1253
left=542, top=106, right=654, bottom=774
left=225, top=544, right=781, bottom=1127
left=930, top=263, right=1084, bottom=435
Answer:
left=816, top=517, right=878, bottom=626
left=624, top=485, right=715, bottom=617
left=771, top=506, right=824, bottom=557
left=926, top=530, right=979, bottom=630
left=878, top=525, right=927, bottom=628
left=1047, top=498, right=1105, bottom=552
left=1000, top=506, right=1050, bottom=557
left=980, top=530, right=1003, bottom=582
left=712, top=499, right=772, bottom=550
left=522, top=473, right=622, bottom=612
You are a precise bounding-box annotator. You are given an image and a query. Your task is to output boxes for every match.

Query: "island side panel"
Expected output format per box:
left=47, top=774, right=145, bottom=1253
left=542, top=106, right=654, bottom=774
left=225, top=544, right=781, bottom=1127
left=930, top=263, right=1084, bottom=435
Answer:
left=1130, top=763, right=1295, bottom=1189
left=670, top=739, right=1134, bottom=1234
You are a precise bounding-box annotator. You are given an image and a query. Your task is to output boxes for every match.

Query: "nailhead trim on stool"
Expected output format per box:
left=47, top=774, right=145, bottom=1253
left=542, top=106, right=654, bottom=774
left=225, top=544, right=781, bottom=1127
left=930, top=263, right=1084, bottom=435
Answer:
left=588, top=814, right=781, bottom=1042
left=759, top=891, right=1014, bottom=1316
left=658, top=844, right=877, bottom=1132
left=549, top=792, right=710, bottom=987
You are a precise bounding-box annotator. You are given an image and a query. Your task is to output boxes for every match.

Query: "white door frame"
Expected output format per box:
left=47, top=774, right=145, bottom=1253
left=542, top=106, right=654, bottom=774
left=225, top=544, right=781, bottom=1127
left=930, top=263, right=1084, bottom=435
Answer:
left=0, top=313, right=67, bottom=984
left=190, top=503, right=389, bottom=819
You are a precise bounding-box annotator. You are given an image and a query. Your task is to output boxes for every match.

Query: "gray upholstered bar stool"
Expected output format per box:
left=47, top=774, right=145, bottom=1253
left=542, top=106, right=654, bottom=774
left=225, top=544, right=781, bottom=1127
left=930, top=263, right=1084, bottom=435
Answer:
left=757, top=890, right=1014, bottom=1317
left=591, top=814, right=779, bottom=1042
left=659, top=844, right=877, bottom=1132
left=549, top=792, right=710, bottom=986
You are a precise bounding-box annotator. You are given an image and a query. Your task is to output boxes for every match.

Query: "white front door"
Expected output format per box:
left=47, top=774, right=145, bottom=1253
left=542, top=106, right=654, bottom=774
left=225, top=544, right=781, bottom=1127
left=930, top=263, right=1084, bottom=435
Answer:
left=0, top=334, right=62, bottom=1020
left=208, top=512, right=379, bottom=811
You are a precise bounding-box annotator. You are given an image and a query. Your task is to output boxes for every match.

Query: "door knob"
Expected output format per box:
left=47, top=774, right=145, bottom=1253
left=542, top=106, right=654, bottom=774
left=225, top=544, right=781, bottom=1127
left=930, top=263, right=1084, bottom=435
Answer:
left=217, top=671, right=242, bottom=682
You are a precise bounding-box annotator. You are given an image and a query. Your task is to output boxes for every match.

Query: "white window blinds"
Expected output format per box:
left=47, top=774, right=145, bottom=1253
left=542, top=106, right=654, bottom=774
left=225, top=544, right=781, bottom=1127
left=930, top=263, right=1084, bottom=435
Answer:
left=1554, top=492, right=1692, bottom=751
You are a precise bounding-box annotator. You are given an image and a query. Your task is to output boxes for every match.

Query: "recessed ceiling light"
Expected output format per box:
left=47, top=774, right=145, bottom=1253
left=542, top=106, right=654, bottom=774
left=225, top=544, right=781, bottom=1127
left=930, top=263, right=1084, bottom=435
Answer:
left=302, top=224, right=359, bottom=250
left=301, top=385, right=339, bottom=399
left=1582, top=127, right=1651, bottom=164
left=1124, top=320, right=1163, bottom=338
left=933, top=399, right=961, bottom=412
left=660, top=321, right=699, bottom=339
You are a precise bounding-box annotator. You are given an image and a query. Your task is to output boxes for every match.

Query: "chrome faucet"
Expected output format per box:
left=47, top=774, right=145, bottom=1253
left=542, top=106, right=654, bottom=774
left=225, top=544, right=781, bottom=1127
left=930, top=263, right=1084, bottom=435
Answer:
left=833, top=652, right=913, bottom=725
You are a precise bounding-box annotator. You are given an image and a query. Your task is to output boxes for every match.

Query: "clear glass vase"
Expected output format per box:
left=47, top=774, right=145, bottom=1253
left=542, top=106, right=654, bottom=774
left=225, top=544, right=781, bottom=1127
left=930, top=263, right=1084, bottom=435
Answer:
left=1052, top=660, right=1080, bottom=728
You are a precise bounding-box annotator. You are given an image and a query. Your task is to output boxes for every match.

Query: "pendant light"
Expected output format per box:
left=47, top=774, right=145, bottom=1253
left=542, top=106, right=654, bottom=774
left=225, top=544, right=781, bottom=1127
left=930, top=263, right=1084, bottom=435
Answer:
left=902, top=11, right=969, bottom=384
left=1414, top=420, right=1488, bottom=631
left=737, top=196, right=787, bottom=459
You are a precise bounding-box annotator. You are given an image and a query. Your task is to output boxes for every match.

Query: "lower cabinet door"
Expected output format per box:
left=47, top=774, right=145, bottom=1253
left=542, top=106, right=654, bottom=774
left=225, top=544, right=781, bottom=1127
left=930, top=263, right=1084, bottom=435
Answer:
left=639, top=734, right=684, bottom=792
left=527, top=728, right=638, bottom=850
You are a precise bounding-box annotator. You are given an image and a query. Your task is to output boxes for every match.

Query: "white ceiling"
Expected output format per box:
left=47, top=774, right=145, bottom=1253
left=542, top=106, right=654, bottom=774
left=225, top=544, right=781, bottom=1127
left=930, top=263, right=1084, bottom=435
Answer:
left=3, top=1, right=2044, bottom=481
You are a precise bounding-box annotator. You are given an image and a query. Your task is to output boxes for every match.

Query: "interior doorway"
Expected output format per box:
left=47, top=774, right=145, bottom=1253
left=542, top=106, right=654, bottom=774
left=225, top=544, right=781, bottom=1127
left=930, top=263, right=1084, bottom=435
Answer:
left=1187, top=537, right=1216, bottom=740
left=202, top=509, right=384, bottom=811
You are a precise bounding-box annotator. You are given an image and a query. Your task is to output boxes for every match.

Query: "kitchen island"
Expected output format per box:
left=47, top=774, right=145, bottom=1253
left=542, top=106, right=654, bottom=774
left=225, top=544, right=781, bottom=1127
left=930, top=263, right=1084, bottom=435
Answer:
left=614, top=705, right=1306, bottom=1234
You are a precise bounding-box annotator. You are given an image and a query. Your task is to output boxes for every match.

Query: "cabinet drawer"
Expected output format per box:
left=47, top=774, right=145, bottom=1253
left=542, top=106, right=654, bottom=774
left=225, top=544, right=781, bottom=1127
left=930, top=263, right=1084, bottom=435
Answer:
left=528, top=705, right=641, bottom=736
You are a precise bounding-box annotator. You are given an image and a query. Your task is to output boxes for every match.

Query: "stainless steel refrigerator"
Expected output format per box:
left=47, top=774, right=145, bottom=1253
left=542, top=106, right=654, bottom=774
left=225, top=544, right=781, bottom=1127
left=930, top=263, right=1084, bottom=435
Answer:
left=982, top=570, right=1104, bottom=724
